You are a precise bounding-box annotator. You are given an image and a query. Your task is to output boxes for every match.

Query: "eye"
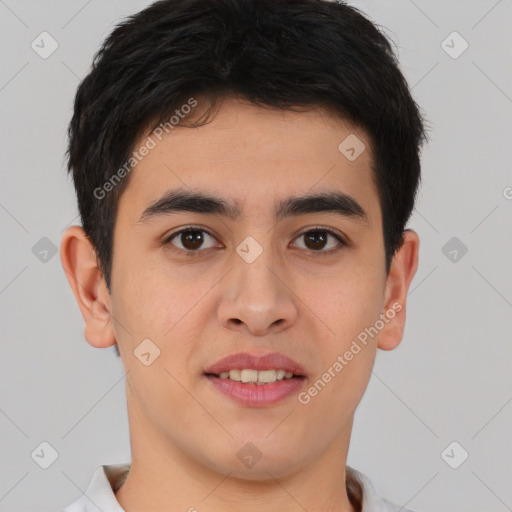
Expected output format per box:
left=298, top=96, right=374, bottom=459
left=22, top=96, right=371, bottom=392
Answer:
left=291, top=227, right=345, bottom=254
left=164, top=226, right=221, bottom=254
left=163, top=225, right=346, bottom=256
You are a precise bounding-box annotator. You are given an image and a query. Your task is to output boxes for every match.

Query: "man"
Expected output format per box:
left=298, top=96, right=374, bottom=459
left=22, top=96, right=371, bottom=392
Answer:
left=60, top=0, right=426, bottom=510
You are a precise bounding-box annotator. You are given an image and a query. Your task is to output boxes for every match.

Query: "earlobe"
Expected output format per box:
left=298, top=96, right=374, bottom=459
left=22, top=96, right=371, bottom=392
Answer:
left=60, top=226, right=116, bottom=349
left=377, top=229, right=420, bottom=351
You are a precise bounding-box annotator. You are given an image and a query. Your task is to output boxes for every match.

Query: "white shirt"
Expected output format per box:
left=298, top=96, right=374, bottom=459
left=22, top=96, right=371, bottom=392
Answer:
left=59, top=463, right=414, bottom=512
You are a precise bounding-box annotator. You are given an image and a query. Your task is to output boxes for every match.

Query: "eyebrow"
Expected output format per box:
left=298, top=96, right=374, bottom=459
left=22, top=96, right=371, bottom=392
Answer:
left=137, top=188, right=369, bottom=225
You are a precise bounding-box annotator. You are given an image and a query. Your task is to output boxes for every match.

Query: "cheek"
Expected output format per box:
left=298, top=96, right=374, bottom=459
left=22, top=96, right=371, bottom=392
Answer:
left=307, top=265, right=382, bottom=399
left=318, top=264, right=384, bottom=337
left=111, top=251, right=196, bottom=334
left=300, top=284, right=379, bottom=420
left=110, top=256, right=217, bottom=383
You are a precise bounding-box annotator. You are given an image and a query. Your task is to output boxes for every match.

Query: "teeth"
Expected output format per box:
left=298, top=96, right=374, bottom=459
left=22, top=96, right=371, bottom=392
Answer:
left=228, top=369, right=241, bottom=381
left=240, top=369, right=258, bottom=383
left=257, top=370, right=276, bottom=383
left=276, top=369, right=286, bottom=380
left=216, top=369, right=297, bottom=384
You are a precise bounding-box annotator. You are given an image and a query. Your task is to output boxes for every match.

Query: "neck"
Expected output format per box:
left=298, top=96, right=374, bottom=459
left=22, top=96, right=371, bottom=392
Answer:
left=115, top=394, right=359, bottom=512
left=116, top=460, right=359, bottom=512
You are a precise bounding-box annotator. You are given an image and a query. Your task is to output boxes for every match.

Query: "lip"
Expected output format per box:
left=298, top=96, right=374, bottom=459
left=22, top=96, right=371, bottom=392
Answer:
left=205, top=374, right=306, bottom=407
left=204, top=352, right=307, bottom=376
left=203, top=352, right=307, bottom=407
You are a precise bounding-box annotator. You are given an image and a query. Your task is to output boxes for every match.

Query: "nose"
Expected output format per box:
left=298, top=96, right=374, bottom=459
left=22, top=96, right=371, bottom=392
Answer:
left=217, top=245, right=298, bottom=337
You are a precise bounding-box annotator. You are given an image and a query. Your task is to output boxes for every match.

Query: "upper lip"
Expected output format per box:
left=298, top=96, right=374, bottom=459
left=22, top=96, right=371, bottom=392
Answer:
left=204, top=352, right=307, bottom=376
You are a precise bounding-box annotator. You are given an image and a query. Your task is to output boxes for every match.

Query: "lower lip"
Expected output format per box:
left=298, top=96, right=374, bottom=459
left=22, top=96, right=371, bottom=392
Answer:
left=204, top=375, right=306, bottom=407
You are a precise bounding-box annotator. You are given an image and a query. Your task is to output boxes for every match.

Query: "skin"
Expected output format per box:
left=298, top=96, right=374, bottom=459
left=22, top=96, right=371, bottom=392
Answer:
left=60, top=97, right=419, bottom=512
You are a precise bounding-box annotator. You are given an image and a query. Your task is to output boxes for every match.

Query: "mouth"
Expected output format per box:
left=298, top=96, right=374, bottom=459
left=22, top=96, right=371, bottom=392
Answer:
left=204, top=369, right=305, bottom=385
left=204, top=351, right=307, bottom=379
left=203, top=352, right=307, bottom=406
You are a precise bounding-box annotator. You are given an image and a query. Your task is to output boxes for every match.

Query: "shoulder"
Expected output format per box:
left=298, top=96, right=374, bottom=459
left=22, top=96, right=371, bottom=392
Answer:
left=58, top=494, right=89, bottom=512
left=57, top=463, right=130, bottom=512
left=347, top=466, right=416, bottom=512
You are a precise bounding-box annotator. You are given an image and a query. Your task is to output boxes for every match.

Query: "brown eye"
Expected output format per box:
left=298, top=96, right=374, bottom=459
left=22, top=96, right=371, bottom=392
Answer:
left=179, top=230, right=204, bottom=250
left=166, top=228, right=219, bottom=253
left=292, top=228, right=344, bottom=253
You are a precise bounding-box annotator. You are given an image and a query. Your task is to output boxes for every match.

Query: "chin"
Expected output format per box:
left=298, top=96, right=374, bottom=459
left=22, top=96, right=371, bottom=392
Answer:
left=199, top=449, right=304, bottom=482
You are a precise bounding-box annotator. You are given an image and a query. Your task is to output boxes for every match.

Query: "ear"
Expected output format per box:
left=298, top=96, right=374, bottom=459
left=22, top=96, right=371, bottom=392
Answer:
left=60, top=225, right=116, bottom=349
left=377, top=229, right=420, bottom=351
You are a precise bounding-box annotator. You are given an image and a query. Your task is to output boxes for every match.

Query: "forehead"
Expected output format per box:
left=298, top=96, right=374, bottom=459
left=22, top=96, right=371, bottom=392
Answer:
left=117, top=98, right=379, bottom=225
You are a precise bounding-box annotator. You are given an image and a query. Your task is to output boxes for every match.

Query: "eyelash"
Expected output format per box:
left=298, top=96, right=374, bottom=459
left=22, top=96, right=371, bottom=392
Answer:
left=163, top=225, right=347, bottom=257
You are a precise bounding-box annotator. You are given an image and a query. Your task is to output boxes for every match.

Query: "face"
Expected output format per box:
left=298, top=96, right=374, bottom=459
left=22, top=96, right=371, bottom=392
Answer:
left=71, top=97, right=413, bottom=480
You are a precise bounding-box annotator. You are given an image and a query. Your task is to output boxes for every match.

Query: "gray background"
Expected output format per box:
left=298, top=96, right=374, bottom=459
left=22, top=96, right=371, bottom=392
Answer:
left=1, top=1, right=511, bottom=511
